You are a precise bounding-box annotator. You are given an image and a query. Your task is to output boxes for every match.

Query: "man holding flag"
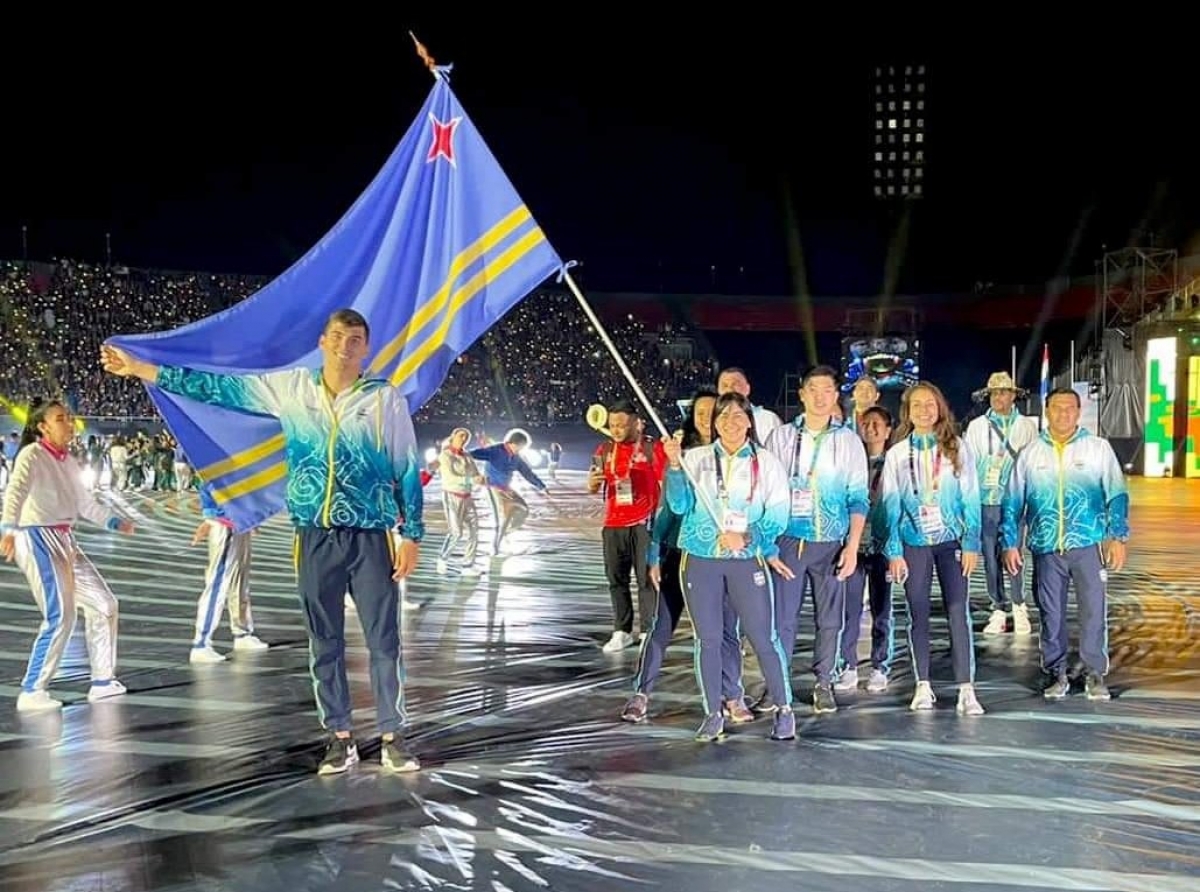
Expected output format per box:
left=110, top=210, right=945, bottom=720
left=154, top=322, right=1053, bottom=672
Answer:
left=96, top=56, right=566, bottom=773
left=102, top=309, right=425, bottom=775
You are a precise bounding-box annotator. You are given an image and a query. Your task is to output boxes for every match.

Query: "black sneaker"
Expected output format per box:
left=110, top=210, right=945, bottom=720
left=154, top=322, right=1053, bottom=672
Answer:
left=381, top=735, right=420, bottom=773
left=318, top=735, right=359, bottom=775
left=812, top=682, right=838, bottom=714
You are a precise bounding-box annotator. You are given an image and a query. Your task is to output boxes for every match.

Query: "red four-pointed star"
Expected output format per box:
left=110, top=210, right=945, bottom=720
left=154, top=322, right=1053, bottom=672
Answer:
left=427, top=113, right=462, bottom=167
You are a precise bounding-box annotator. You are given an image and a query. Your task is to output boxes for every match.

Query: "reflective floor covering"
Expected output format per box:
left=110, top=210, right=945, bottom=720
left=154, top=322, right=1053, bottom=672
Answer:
left=0, top=473, right=1197, bottom=891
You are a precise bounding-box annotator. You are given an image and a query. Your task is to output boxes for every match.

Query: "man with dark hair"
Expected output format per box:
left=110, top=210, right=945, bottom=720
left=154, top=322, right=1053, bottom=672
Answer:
left=100, top=308, right=425, bottom=776
left=717, top=367, right=782, bottom=440
left=469, top=429, right=550, bottom=554
left=1001, top=386, right=1129, bottom=701
left=764, top=364, right=869, bottom=713
left=588, top=399, right=665, bottom=652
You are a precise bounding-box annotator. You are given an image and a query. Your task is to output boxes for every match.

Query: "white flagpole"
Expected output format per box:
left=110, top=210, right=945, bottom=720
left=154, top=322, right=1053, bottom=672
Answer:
left=1011, top=345, right=1016, bottom=381
left=563, top=270, right=724, bottom=524
left=1070, top=340, right=1076, bottom=387
left=563, top=270, right=669, bottom=439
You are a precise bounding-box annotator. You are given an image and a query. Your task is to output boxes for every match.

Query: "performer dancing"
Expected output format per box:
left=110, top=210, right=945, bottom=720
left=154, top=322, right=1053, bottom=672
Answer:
left=469, top=430, right=550, bottom=554
left=1, top=399, right=134, bottom=712
left=189, top=481, right=271, bottom=663
left=436, top=427, right=482, bottom=576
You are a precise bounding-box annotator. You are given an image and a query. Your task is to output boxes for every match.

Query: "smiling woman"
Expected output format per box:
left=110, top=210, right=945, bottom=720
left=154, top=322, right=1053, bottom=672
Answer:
left=1, top=397, right=136, bottom=714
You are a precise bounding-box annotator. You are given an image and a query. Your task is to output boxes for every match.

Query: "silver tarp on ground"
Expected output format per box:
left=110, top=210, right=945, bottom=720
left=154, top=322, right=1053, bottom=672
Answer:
left=1, top=473, right=1197, bottom=891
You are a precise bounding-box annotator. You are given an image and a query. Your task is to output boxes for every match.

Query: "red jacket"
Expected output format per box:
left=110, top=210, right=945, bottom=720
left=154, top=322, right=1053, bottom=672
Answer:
left=592, top=436, right=665, bottom=528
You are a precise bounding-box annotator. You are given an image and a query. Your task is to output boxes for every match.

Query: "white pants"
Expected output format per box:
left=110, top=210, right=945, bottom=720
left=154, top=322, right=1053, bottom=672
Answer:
left=15, top=526, right=119, bottom=692
left=193, top=522, right=254, bottom=648
left=439, top=491, right=479, bottom=566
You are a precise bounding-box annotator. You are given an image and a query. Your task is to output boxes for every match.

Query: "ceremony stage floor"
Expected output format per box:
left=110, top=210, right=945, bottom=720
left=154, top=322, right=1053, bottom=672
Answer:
left=0, top=474, right=1197, bottom=892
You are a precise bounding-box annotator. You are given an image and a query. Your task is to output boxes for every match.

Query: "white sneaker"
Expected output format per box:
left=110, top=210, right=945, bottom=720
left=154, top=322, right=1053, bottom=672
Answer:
left=233, top=635, right=269, bottom=652
left=190, top=645, right=226, bottom=664
left=1012, top=603, right=1033, bottom=635
left=834, top=667, right=859, bottom=692
left=866, top=669, right=889, bottom=692
left=401, top=597, right=424, bottom=611
left=956, top=683, right=985, bottom=716
left=909, top=681, right=936, bottom=711
left=435, top=558, right=449, bottom=575
left=16, top=690, right=62, bottom=712
left=983, top=609, right=1008, bottom=635
left=460, top=565, right=482, bottom=577
left=88, top=679, right=127, bottom=702
left=602, top=630, right=635, bottom=653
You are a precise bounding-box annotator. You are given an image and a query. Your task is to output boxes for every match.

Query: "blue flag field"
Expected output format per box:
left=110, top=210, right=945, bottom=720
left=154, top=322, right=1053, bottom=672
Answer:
left=107, top=75, right=564, bottom=531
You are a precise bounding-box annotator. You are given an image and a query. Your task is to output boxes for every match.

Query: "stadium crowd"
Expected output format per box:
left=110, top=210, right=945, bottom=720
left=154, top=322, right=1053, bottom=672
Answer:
left=0, top=259, right=715, bottom=427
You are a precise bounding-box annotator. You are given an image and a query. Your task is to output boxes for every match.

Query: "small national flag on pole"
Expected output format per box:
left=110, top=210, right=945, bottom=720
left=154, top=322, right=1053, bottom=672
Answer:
left=107, top=64, right=564, bottom=531
left=1039, top=343, right=1050, bottom=428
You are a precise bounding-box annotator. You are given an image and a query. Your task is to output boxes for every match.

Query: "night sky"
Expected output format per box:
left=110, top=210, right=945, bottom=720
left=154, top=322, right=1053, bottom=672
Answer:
left=6, top=22, right=1198, bottom=297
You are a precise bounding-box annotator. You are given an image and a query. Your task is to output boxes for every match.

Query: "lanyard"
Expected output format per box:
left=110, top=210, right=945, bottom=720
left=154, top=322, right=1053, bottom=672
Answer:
left=987, top=413, right=1011, bottom=457
left=713, top=443, right=759, bottom=503
left=790, top=421, right=830, bottom=484
left=907, top=437, right=942, bottom=499
left=869, top=456, right=885, bottom=496
left=608, top=438, right=644, bottom=478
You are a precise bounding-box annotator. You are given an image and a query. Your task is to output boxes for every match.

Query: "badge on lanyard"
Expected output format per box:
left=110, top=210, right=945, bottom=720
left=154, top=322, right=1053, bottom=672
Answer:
left=789, top=424, right=825, bottom=518
left=615, top=477, right=634, bottom=506
left=723, top=509, right=748, bottom=534
left=714, top=444, right=758, bottom=536
left=984, top=456, right=1004, bottom=489
left=918, top=504, right=945, bottom=536
left=790, top=487, right=814, bottom=518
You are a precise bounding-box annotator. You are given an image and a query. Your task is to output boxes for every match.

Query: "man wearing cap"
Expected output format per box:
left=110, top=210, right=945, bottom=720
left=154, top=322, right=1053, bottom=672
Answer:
left=964, top=372, right=1039, bottom=635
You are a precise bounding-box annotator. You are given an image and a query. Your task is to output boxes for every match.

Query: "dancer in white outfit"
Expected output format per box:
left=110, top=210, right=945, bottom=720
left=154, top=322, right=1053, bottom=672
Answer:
left=189, top=482, right=270, bottom=662
left=0, top=400, right=135, bottom=712
left=436, top=427, right=482, bottom=576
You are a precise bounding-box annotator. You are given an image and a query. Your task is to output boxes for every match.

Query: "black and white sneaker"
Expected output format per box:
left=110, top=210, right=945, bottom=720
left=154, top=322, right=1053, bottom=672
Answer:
left=318, top=736, right=359, bottom=775
left=381, top=736, right=420, bottom=773
left=1043, top=673, right=1071, bottom=700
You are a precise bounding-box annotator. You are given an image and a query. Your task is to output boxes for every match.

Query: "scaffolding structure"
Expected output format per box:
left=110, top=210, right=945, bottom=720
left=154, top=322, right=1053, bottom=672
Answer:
left=1085, top=247, right=1179, bottom=438
left=1097, top=246, right=1178, bottom=337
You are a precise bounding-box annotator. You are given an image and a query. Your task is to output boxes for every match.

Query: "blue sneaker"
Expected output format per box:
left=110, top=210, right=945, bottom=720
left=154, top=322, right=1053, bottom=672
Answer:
left=770, top=707, right=796, bottom=741
left=694, top=713, right=725, bottom=742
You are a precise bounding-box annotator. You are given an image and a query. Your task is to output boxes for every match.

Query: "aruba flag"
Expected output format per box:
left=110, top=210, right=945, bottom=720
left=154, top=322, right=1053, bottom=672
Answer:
left=106, top=75, right=564, bottom=531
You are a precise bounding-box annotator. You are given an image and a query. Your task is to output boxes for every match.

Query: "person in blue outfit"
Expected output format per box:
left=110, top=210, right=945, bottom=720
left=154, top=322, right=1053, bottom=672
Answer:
left=101, top=308, right=424, bottom=776
left=621, top=388, right=752, bottom=725
left=661, top=391, right=796, bottom=743
left=880, top=381, right=984, bottom=716
left=763, top=365, right=869, bottom=714
left=1001, top=387, right=1129, bottom=701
